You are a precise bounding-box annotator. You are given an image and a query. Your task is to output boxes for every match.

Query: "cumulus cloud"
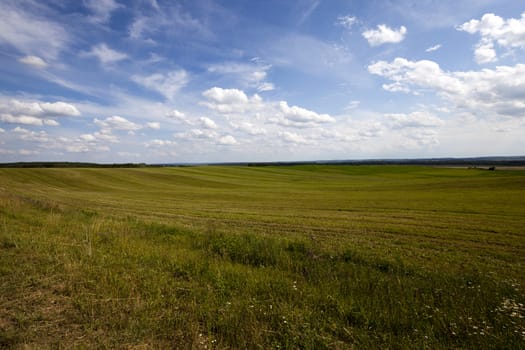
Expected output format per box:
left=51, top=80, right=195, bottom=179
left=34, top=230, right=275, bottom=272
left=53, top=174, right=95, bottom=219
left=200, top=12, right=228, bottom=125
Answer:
left=11, top=125, right=113, bottom=154
left=132, top=70, right=189, bottom=100
left=202, top=87, right=334, bottom=130
left=80, top=134, right=96, bottom=142
left=458, top=13, right=525, bottom=64
left=202, top=87, right=263, bottom=114
left=473, top=42, right=497, bottom=64
left=385, top=111, right=444, bottom=129
left=218, top=135, right=239, bottom=145
left=199, top=117, right=218, bottom=129
left=84, top=43, right=128, bottom=65
left=357, top=122, right=384, bottom=138
left=145, top=139, right=176, bottom=147
left=368, top=57, right=525, bottom=118
left=2, top=115, right=44, bottom=126
left=19, top=55, right=47, bottom=69
left=44, top=119, right=60, bottom=126
left=230, top=121, right=266, bottom=136
left=13, top=126, right=49, bottom=142
left=40, top=102, right=81, bottom=116
left=279, top=101, right=335, bottom=125
left=362, top=24, right=407, bottom=46
left=176, top=128, right=218, bottom=140
left=94, top=115, right=141, bottom=131
left=279, top=131, right=310, bottom=145
left=146, top=122, right=161, bottom=129
left=166, top=109, right=190, bottom=123
left=0, top=99, right=80, bottom=126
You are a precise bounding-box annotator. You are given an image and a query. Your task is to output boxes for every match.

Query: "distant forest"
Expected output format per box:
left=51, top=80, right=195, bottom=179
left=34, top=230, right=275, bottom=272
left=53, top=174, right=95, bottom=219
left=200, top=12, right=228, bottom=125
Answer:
left=0, top=162, right=149, bottom=168
left=1, top=157, right=525, bottom=168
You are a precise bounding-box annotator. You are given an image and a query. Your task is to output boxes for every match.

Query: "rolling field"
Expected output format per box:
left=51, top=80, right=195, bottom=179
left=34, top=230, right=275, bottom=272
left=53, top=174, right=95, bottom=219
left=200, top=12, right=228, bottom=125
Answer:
left=0, top=165, right=524, bottom=348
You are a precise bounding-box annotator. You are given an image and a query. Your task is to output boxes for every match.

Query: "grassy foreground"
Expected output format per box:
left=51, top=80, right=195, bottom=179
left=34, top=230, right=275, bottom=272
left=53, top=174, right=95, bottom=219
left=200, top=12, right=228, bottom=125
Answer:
left=0, top=165, right=524, bottom=349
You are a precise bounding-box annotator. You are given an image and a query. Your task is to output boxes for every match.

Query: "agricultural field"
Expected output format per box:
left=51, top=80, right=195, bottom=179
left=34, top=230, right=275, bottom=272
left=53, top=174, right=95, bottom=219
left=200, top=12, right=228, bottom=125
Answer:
left=0, top=165, right=524, bottom=349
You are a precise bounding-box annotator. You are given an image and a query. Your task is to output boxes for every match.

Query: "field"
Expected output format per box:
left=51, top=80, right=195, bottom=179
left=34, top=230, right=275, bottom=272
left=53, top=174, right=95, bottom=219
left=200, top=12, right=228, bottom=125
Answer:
left=0, top=165, right=524, bottom=349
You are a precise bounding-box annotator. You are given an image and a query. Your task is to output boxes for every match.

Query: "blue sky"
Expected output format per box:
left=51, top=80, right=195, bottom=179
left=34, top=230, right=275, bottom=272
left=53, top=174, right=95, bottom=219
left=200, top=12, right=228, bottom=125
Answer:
left=1, top=0, right=524, bottom=163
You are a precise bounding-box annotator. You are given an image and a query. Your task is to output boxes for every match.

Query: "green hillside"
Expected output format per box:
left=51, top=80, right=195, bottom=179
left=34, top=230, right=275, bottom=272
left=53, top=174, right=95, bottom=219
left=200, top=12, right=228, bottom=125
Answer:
left=1, top=166, right=524, bottom=348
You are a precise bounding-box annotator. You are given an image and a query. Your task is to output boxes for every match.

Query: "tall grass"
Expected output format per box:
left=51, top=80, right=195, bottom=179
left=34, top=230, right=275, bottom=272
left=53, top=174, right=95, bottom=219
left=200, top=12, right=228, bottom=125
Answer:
left=0, top=166, right=524, bottom=348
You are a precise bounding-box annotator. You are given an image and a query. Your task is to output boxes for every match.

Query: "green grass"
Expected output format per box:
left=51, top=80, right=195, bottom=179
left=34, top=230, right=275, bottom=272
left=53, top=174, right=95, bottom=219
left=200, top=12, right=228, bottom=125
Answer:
left=0, top=165, right=524, bottom=348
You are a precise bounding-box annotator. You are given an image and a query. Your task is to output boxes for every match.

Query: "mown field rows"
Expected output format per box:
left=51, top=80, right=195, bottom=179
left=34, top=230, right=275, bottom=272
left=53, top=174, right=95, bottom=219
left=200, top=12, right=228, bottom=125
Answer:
left=0, top=165, right=524, bottom=348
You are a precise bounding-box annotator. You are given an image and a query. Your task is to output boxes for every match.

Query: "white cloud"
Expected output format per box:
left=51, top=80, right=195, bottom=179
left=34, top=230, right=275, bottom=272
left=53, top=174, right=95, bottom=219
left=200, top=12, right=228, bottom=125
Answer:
left=9, top=125, right=115, bottom=155
left=166, top=109, right=191, bottom=124
left=13, top=127, right=49, bottom=142
left=344, top=100, right=361, bottom=110
left=202, top=87, right=263, bottom=114
left=0, top=128, right=4, bottom=133
left=337, top=15, right=358, bottom=30
left=127, top=5, right=208, bottom=43
left=0, top=2, right=68, bottom=60
left=94, top=116, right=141, bottom=131
left=279, top=131, right=310, bottom=145
left=44, top=119, right=60, bottom=126
left=357, top=122, right=384, bottom=138
left=279, top=101, right=335, bottom=124
left=19, top=55, right=48, bottom=69
left=146, top=122, right=161, bottom=130
left=40, top=102, right=81, bottom=116
left=218, top=135, right=239, bottom=145
left=204, top=87, right=248, bottom=105
left=80, top=134, right=96, bottom=142
left=362, top=24, right=407, bottom=46
left=202, top=87, right=334, bottom=130
left=207, top=62, right=275, bottom=92
left=19, top=149, right=39, bottom=156
left=263, top=33, right=353, bottom=79
left=145, top=139, right=176, bottom=147
left=199, top=117, right=218, bottom=129
left=230, top=121, right=266, bottom=135
left=132, top=70, right=189, bottom=100
left=257, top=82, right=275, bottom=92
left=1, top=114, right=44, bottom=126
left=0, top=99, right=80, bottom=127
left=129, top=17, right=151, bottom=41
left=7, top=100, right=43, bottom=116
left=368, top=57, right=525, bottom=118
left=92, top=129, right=119, bottom=143
left=85, top=43, right=128, bottom=65
left=176, top=128, right=218, bottom=140
left=84, top=0, right=121, bottom=24
left=425, top=44, right=442, bottom=52
left=386, top=111, right=444, bottom=129
left=473, top=42, right=497, bottom=64
left=458, top=13, right=525, bottom=64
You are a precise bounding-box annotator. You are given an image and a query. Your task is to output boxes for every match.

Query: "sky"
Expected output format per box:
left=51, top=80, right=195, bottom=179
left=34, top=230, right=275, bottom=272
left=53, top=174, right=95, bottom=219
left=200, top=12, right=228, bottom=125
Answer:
left=0, top=0, right=524, bottom=163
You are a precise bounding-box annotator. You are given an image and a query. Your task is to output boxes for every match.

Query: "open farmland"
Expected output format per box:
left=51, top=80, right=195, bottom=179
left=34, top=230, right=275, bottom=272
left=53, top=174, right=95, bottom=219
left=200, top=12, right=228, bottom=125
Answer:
left=0, top=165, right=524, bottom=348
